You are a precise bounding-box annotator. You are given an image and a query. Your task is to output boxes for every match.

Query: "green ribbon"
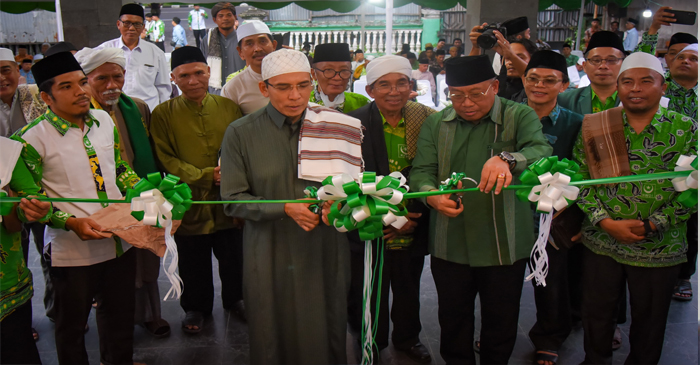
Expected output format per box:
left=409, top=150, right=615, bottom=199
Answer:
left=515, top=156, right=583, bottom=213
left=439, top=172, right=467, bottom=191
left=125, top=172, right=193, bottom=227
left=319, top=172, right=410, bottom=241
left=303, top=186, right=321, bottom=214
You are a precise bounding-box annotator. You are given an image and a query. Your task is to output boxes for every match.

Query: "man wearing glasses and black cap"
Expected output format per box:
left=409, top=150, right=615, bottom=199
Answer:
left=97, top=3, right=171, bottom=111
left=309, top=43, right=369, bottom=113
left=410, top=54, right=551, bottom=364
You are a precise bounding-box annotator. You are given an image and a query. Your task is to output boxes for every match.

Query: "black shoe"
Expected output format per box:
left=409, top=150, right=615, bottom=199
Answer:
left=227, top=299, right=247, bottom=322
left=397, top=342, right=431, bottom=363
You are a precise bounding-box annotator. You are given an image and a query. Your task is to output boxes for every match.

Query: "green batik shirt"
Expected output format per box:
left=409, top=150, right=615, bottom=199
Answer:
left=1, top=152, right=51, bottom=321
left=12, top=109, right=141, bottom=230
left=381, top=112, right=413, bottom=248
left=309, top=87, right=370, bottom=114
left=573, top=107, right=698, bottom=267
left=591, top=90, right=618, bottom=113
left=665, top=77, right=698, bottom=120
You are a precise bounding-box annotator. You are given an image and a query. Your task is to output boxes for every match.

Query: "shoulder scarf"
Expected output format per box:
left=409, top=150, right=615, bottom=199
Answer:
left=581, top=106, right=631, bottom=179
left=207, top=28, right=224, bottom=90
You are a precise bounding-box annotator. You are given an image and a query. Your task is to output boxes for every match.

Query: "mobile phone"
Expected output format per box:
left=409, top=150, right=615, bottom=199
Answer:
left=664, top=9, right=697, bottom=26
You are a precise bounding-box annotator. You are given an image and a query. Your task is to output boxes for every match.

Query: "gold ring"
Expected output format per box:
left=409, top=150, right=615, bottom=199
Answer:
left=497, top=173, right=506, bottom=179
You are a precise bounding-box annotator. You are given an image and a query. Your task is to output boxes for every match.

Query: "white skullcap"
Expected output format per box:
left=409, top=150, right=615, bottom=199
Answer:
left=366, top=55, right=412, bottom=85
left=677, top=43, right=698, bottom=58
left=74, top=47, right=126, bottom=75
left=261, top=48, right=310, bottom=81
left=0, top=48, right=14, bottom=62
left=618, top=51, right=664, bottom=79
left=366, top=55, right=376, bottom=62
left=237, top=20, right=271, bottom=42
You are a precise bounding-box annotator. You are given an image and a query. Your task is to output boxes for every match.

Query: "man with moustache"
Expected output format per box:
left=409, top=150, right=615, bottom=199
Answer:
left=663, top=34, right=697, bottom=72
left=75, top=47, right=171, bottom=337
left=97, top=3, right=171, bottom=111
left=12, top=51, right=142, bottom=365
left=558, top=31, right=625, bottom=115
left=220, top=48, right=362, bottom=364
left=573, top=51, right=697, bottom=365
left=521, top=50, right=584, bottom=365
left=410, top=55, right=551, bottom=364
left=200, top=2, right=245, bottom=94
left=309, top=43, right=369, bottom=113
left=150, top=47, right=245, bottom=334
left=221, top=20, right=277, bottom=114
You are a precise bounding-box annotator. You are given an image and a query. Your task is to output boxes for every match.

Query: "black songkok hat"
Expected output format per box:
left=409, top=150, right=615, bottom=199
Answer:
left=627, top=17, right=638, bottom=25
left=425, top=46, right=434, bottom=51
left=355, top=49, right=364, bottom=54
left=120, top=3, right=145, bottom=19
left=584, top=31, right=625, bottom=54
left=670, top=33, right=698, bottom=47
left=445, top=55, right=496, bottom=86
left=313, top=43, right=351, bottom=63
left=435, top=49, right=446, bottom=56
left=32, top=51, right=83, bottom=86
left=563, top=43, right=572, bottom=48
left=171, top=46, right=207, bottom=71
left=418, top=58, right=430, bottom=65
left=503, top=16, right=529, bottom=36
left=525, top=50, right=568, bottom=76
left=44, top=42, right=78, bottom=57
left=401, top=44, right=411, bottom=53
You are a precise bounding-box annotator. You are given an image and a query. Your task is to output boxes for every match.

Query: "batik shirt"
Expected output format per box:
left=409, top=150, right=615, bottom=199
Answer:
left=591, top=90, right=618, bottom=113
left=665, top=77, right=698, bottom=120
left=573, top=107, right=698, bottom=267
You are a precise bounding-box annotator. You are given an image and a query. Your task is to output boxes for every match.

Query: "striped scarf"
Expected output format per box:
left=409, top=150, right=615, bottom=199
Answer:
left=298, top=104, right=363, bottom=182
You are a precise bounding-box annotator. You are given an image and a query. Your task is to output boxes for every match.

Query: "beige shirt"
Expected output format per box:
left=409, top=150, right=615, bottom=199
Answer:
left=221, top=66, right=269, bottom=115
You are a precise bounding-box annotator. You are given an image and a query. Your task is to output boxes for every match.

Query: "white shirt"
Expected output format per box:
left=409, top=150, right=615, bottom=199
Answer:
left=97, top=37, right=172, bottom=111
left=18, top=110, right=132, bottom=267
left=189, top=9, right=207, bottom=30
left=221, top=66, right=269, bottom=115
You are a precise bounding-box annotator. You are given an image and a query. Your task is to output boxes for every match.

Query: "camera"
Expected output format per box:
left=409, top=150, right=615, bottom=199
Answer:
left=477, top=23, right=508, bottom=49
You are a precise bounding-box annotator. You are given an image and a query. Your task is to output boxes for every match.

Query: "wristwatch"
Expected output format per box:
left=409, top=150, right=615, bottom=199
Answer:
left=498, top=151, right=516, bottom=171
left=642, top=219, right=655, bottom=237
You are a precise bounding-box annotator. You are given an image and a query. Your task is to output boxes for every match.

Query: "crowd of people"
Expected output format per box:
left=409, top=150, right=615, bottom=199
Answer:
left=0, top=2, right=697, bottom=365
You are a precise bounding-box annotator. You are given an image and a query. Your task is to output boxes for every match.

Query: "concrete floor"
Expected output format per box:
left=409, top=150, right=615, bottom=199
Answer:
left=27, top=246, right=697, bottom=365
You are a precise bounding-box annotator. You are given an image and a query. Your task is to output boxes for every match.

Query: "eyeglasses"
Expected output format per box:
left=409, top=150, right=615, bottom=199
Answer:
left=524, top=76, right=563, bottom=87
left=449, top=80, right=495, bottom=103
left=585, top=57, right=624, bottom=66
left=120, top=21, right=144, bottom=29
left=265, top=81, right=313, bottom=92
left=314, top=68, right=353, bottom=80
left=372, top=81, right=411, bottom=94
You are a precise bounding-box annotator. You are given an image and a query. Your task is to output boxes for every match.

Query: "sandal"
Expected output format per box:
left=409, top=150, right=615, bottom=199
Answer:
left=182, top=311, right=204, bottom=334
left=612, top=326, right=622, bottom=351
left=32, top=328, right=39, bottom=341
left=673, top=279, right=693, bottom=301
left=535, top=350, right=558, bottom=365
left=143, top=318, right=171, bottom=338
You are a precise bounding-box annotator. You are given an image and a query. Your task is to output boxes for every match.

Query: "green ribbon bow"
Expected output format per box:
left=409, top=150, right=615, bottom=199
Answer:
left=673, top=155, right=698, bottom=208
left=439, top=172, right=467, bottom=191
left=126, top=172, right=193, bottom=227
left=516, top=156, right=583, bottom=213
left=303, top=186, right=321, bottom=214
left=316, top=172, right=410, bottom=241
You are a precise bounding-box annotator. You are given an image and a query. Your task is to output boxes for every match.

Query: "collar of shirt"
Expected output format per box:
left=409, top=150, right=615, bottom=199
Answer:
left=118, top=37, right=142, bottom=52
left=441, top=95, right=503, bottom=125
left=266, top=102, right=307, bottom=129
left=668, top=77, right=698, bottom=95
left=379, top=110, right=405, bottom=127
left=591, top=89, right=618, bottom=111
left=0, top=89, right=18, bottom=111
left=621, top=108, right=664, bottom=134
left=44, top=108, right=100, bottom=136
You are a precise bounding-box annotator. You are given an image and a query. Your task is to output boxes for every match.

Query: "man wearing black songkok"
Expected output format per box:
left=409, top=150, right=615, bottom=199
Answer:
left=409, top=55, right=551, bottom=365
left=12, top=51, right=143, bottom=365
left=310, top=43, right=369, bottom=113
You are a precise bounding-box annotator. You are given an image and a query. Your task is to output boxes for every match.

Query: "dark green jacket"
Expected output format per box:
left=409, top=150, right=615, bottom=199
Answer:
left=558, top=86, right=620, bottom=116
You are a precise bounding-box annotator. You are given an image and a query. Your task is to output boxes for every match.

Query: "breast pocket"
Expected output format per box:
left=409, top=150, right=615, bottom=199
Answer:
left=140, top=65, right=156, bottom=81
left=487, top=139, right=515, bottom=154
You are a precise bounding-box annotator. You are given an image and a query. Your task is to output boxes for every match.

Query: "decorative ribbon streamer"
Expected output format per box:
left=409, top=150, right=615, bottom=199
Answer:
left=672, top=155, right=698, bottom=208
left=303, top=186, right=321, bottom=214
left=126, top=173, right=193, bottom=300
left=316, top=172, right=410, bottom=241
left=516, top=157, right=583, bottom=287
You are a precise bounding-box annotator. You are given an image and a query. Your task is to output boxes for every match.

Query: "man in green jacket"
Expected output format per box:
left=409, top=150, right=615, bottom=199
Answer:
left=310, top=43, right=370, bottom=113
left=558, top=31, right=625, bottom=115
left=409, top=55, right=552, bottom=364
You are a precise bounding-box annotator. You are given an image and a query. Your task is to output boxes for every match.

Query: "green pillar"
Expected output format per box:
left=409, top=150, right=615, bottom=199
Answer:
left=421, top=9, right=441, bottom=48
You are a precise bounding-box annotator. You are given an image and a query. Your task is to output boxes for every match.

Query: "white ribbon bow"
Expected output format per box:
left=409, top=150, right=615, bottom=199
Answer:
left=528, top=172, right=580, bottom=213
left=672, top=155, right=698, bottom=192
left=131, top=189, right=183, bottom=300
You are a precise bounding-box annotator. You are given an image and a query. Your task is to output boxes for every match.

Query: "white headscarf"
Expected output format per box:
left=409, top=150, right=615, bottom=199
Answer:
left=261, top=48, right=311, bottom=81
left=74, top=47, right=126, bottom=75
left=365, top=55, right=412, bottom=85
left=676, top=43, right=698, bottom=59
